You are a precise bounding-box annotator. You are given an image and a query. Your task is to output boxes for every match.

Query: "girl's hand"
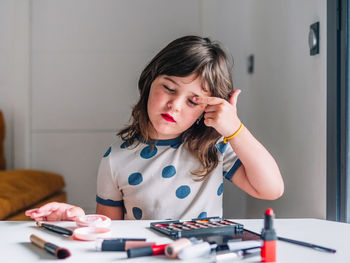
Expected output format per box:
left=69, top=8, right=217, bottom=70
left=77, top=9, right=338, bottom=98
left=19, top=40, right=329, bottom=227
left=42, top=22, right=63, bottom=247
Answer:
left=25, top=202, right=85, bottom=221
left=194, top=89, right=242, bottom=137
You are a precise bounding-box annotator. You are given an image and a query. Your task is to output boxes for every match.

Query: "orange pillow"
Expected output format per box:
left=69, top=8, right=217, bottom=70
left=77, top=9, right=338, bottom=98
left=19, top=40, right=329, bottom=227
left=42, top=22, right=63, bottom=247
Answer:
left=0, top=170, right=65, bottom=219
left=0, top=110, right=5, bottom=170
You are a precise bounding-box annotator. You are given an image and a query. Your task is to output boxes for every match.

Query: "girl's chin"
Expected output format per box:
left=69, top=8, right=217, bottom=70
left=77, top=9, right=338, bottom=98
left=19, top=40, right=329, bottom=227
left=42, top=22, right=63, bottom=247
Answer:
left=151, top=128, right=182, bottom=140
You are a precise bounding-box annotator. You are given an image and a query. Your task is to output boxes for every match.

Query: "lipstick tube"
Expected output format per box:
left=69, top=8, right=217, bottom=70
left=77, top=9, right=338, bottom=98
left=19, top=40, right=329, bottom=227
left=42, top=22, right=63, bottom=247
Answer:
left=165, top=237, right=202, bottom=259
left=261, top=208, right=277, bottom=262
left=127, top=244, right=167, bottom=258
left=96, top=238, right=154, bottom=251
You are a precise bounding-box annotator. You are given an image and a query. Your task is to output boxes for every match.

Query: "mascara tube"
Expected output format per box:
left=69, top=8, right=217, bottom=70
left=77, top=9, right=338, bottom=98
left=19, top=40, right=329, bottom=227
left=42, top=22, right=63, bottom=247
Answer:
left=96, top=238, right=154, bottom=251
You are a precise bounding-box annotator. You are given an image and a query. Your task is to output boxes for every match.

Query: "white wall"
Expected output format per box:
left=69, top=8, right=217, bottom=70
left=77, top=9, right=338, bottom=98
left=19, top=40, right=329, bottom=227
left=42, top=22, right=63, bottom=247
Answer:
left=30, top=0, right=203, bottom=213
left=0, top=0, right=13, bottom=169
left=2, top=0, right=327, bottom=219
left=203, top=0, right=327, bottom=219
left=0, top=0, right=31, bottom=170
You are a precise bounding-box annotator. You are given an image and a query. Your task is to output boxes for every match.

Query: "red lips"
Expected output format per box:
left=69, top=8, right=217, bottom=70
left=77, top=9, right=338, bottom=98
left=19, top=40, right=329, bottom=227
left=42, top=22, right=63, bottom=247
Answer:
left=161, top=113, right=175, bottom=123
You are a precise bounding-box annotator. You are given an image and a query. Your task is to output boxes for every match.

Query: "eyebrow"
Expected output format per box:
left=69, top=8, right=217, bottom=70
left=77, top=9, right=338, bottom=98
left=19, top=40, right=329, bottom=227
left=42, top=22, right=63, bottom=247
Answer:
left=163, top=76, right=201, bottom=97
left=164, top=76, right=180, bottom=87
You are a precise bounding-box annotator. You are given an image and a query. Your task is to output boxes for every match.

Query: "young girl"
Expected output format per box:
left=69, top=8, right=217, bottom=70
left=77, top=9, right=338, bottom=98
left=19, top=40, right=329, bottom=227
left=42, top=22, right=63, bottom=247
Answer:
left=26, top=35, right=283, bottom=221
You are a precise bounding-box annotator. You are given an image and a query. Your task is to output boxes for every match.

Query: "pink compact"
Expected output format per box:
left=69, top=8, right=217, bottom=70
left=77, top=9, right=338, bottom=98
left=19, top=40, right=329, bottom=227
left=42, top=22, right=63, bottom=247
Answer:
left=73, top=214, right=112, bottom=241
left=76, top=214, right=111, bottom=228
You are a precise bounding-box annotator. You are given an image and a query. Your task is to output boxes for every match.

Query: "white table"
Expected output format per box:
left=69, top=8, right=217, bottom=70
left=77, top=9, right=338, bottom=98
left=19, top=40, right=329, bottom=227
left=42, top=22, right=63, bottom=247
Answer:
left=0, top=218, right=349, bottom=262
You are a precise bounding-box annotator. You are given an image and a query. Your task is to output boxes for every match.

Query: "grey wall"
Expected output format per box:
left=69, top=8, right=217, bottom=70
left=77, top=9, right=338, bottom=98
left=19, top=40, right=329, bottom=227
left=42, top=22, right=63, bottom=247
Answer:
left=203, top=0, right=327, bottom=219
left=1, top=0, right=327, bottom=219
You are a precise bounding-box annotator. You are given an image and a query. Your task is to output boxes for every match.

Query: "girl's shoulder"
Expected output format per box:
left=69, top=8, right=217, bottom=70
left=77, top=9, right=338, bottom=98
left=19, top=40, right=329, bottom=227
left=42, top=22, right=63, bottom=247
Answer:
left=215, top=137, right=233, bottom=155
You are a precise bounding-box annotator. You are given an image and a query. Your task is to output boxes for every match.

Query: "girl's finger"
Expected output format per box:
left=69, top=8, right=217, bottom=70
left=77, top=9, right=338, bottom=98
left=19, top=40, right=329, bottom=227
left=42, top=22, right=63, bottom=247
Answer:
left=229, top=89, right=241, bottom=106
left=203, top=104, right=221, bottom=113
left=204, top=112, right=217, bottom=120
left=195, top=96, right=223, bottom=106
left=37, top=202, right=61, bottom=214
left=25, top=208, right=39, bottom=215
left=31, top=211, right=52, bottom=218
left=65, top=207, right=85, bottom=221
left=32, top=216, right=46, bottom=222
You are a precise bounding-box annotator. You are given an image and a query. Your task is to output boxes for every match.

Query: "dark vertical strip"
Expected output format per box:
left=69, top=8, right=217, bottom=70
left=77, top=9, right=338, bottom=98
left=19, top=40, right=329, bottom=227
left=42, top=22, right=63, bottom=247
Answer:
left=340, top=0, right=347, bottom=222
left=344, top=0, right=350, bottom=223
left=327, top=0, right=340, bottom=221
left=327, top=0, right=350, bottom=222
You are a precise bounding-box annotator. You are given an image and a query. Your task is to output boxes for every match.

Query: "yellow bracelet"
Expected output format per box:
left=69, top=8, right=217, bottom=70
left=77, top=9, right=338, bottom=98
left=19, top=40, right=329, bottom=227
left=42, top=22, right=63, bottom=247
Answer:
left=223, top=123, right=244, bottom=144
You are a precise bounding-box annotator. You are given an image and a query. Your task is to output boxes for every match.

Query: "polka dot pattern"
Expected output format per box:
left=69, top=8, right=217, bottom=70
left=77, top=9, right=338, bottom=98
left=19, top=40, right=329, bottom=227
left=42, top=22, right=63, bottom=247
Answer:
left=171, top=142, right=182, bottom=149
left=217, top=142, right=228, bottom=154
left=162, top=165, right=176, bottom=178
left=175, top=185, right=191, bottom=199
left=217, top=183, right=223, bottom=196
left=120, top=141, right=129, bottom=149
left=128, top=172, right=143, bottom=185
left=198, top=212, right=207, bottom=218
left=103, top=147, right=111, bottom=157
left=132, top=207, right=142, bottom=220
left=140, top=145, right=158, bottom=159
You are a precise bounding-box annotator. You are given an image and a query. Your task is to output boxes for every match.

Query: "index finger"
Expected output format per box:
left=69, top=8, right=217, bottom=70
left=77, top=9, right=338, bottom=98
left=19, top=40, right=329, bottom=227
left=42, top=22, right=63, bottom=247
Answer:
left=37, top=202, right=60, bottom=213
left=195, top=96, right=224, bottom=106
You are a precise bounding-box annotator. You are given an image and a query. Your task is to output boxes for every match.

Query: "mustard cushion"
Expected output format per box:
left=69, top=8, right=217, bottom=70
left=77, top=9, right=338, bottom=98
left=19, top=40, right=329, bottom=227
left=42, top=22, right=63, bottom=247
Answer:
left=0, top=170, right=65, bottom=219
left=0, top=110, right=6, bottom=170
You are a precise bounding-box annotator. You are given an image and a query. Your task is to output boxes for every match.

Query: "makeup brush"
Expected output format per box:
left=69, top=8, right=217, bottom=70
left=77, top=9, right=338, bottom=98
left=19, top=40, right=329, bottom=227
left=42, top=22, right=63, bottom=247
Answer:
left=36, top=221, right=73, bottom=236
left=30, top=234, right=71, bottom=259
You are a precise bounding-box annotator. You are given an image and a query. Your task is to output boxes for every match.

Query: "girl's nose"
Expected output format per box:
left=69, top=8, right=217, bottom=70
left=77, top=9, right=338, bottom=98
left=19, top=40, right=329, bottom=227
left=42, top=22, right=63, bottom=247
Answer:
left=167, top=97, right=182, bottom=112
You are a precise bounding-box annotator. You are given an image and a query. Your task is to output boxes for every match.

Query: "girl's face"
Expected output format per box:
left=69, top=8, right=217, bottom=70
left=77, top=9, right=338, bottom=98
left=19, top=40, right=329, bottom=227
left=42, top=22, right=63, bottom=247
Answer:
left=147, top=74, right=210, bottom=140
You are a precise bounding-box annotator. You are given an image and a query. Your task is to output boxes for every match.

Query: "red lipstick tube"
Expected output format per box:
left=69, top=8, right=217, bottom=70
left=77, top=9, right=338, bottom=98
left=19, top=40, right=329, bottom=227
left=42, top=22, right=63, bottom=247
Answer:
left=127, top=244, right=167, bottom=258
left=261, top=208, right=277, bottom=262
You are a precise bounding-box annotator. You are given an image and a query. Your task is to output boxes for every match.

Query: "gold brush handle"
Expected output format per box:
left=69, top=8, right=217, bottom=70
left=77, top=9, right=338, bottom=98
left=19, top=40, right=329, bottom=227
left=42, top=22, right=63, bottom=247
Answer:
left=30, top=234, right=46, bottom=249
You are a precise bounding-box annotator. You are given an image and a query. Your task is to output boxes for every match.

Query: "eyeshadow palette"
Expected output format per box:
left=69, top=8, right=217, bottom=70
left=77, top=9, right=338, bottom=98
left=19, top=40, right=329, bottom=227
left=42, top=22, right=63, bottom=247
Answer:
left=150, top=217, right=244, bottom=239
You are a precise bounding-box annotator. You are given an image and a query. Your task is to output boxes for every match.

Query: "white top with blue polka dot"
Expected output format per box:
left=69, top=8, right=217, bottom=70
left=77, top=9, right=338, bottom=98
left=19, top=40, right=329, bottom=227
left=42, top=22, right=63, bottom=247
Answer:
left=96, top=135, right=242, bottom=220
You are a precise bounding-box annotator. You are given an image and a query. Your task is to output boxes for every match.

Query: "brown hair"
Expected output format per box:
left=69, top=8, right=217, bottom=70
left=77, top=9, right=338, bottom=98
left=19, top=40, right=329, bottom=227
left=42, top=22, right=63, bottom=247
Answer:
left=118, top=35, right=234, bottom=180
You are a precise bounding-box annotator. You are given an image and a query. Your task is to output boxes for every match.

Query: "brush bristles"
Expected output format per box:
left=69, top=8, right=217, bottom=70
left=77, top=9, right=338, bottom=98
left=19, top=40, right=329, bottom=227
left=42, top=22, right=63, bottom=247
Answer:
left=56, top=248, right=71, bottom=259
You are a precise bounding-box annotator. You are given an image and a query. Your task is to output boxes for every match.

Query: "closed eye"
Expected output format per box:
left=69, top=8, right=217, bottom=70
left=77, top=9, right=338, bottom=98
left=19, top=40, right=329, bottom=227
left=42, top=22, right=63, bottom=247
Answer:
left=163, top=85, right=175, bottom=93
left=188, top=99, right=198, bottom=106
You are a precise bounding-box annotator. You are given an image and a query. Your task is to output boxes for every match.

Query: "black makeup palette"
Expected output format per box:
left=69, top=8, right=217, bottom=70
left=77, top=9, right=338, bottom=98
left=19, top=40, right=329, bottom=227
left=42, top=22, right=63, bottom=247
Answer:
left=150, top=217, right=244, bottom=239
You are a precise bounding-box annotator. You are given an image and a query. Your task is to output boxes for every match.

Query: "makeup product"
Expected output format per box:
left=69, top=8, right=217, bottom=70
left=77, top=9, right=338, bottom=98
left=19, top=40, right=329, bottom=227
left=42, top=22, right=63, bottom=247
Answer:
left=210, top=249, right=261, bottom=263
left=126, top=244, right=167, bottom=258
left=76, top=214, right=111, bottom=228
left=30, top=234, right=71, bottom=259
left=72, top=214, right=112, bottom=241
left=261, top=208, right=277, bottom=262
left=36, top=222, right=73, bottom=236
left=227, top=240, right=262, bottom=251
left=277, top=236, right=336, bottom=253
left=177, top=241, right=217, bottom=260
left=96, top=239, right=155, bottom=251
left=150, top=217, right=244, bottom=239
left=165, top=237, right=202, bottom=258
left=73, top=227, right=111, bottom=241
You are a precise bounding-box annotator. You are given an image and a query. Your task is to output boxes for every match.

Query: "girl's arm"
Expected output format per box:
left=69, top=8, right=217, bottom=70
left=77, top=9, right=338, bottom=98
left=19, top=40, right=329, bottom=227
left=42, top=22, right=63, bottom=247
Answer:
left=194, top=90, right=284, bottom=200
left=229, top=126, right=284, bottom=200
left=96, top=203, right=124, bottom=220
